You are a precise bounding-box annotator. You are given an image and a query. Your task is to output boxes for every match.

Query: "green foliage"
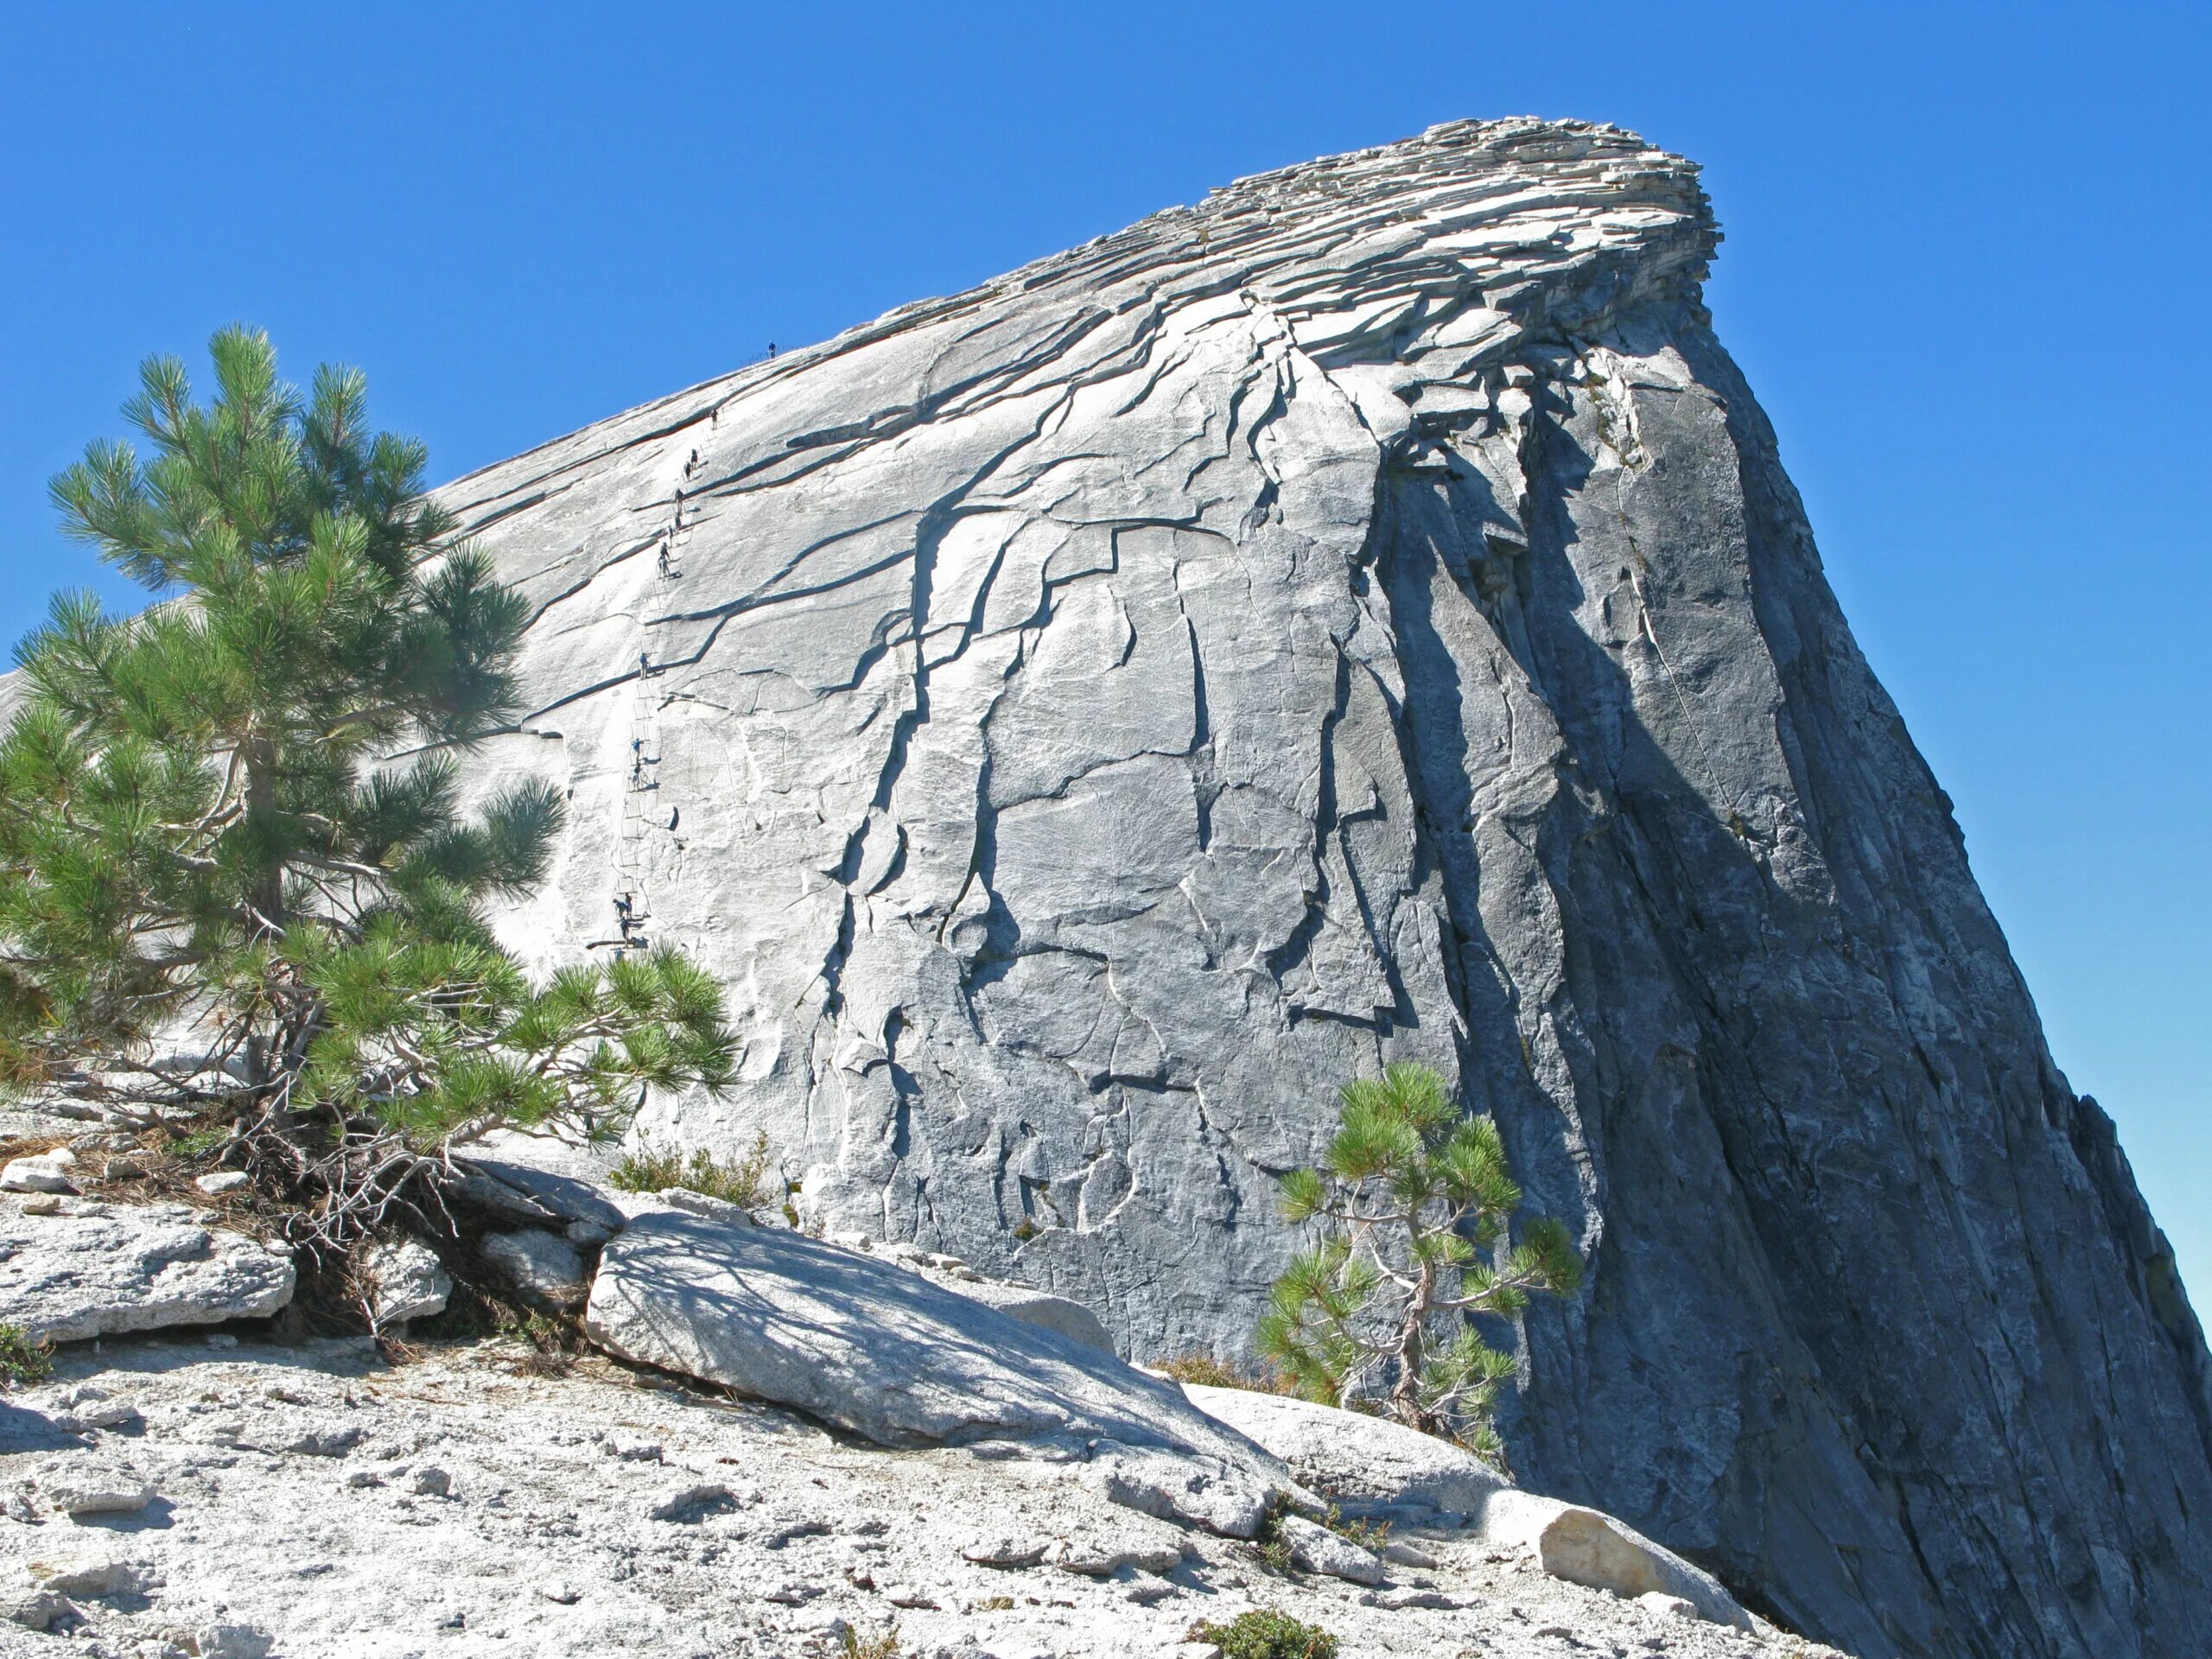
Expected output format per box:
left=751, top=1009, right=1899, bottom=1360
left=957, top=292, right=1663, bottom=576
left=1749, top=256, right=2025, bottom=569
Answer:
left=0, top=1322, right=54, bottom=1389
left=1255, top=1062, right=1580, bottom=1454
left=1245, top=1523, right=1296, bottom=1575
left=172, top=1123, right=233, bottom=1159
left=836, top=1626, right=900, bottom=1659
left=608, top=1130, right=774, bottom=1211
left=0, top=329, right=738, bottom=1250
left=1190, top=1609, right=1338, bottom=1659
left=1319, top=1503, right=1391, bottom=1550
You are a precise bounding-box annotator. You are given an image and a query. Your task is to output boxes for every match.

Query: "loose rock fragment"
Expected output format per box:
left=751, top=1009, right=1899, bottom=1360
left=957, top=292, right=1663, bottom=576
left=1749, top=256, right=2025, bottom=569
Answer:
left=39, top=1465, right=156, bottom=1516
left=24, top=1554, right=146, bottom=1597
left=1090, top=1443, right=1272, bottom=1539
left=360, top=1237, right=452, bottom=1325
left=1, top=1587, right=70, bottom=1631
left=1275, top=1513, right=1386, bottom=1586
left=646, top=1481, right=739, bottom=1522
left=962, top=1536, right=1049, bottom=1569
left=2, top=1150, right=77, bottom=1194
left=194, top=1624, right=275, bottom=1659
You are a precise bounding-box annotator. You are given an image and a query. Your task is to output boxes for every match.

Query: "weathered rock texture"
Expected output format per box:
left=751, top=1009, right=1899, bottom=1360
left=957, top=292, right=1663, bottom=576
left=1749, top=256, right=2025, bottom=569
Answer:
left=426, top=118, right=2211, bottom=1657
left=1185, top=1382, right=1750, bottom=1628
left=0, top=1196, right=296, bottom=1344
left=585, top=1208, right=1285, bottom=1519
left=0, top=1338, right=1844, bottom=1659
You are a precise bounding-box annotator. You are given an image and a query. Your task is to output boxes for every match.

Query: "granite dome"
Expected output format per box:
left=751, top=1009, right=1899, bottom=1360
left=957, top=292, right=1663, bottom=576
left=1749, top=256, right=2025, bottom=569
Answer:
left=423, top=119, right=2210, bottom=1659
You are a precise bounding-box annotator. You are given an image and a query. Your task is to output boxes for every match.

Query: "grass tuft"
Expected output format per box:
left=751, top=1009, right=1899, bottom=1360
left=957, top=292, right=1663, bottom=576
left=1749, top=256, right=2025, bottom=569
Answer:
left=609, top=1129, right=774, bottom=1211
left=1158, top=1352, right=1299, bottom=1395
left=0, top=1322, right=54, bottom=1389
left=837, top=1624, right=900, bottom=1659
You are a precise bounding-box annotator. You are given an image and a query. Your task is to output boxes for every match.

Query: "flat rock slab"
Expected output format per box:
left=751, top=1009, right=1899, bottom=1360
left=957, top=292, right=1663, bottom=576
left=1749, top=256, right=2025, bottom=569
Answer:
left=586, top=1211, right=1279, bottom=1481
left=0, top=1198, right=294, bottom=1344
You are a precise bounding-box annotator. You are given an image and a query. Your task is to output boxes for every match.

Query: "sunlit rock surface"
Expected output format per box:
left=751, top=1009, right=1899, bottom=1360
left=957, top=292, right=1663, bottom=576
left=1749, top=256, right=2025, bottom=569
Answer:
left=429, top=118, right=2211, bottom=1658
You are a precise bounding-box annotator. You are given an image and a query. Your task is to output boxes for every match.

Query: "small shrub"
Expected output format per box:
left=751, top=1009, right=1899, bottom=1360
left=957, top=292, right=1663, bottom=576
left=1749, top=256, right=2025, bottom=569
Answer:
left=1158, top=1353, right=1297, bottom=1395
left=1242, top=1509, right=1297, bottom=1574
left=837, top=1625, right=899, bottom=1659
left=170, top=1122, right=234, bottom=1160
left=0, top=1323, right=54, bottom=1389
left=1191, top=1609, right=1338, bottom=1659
left=1321, top=1503, right=1390, bottom=1549
left=610, top=1130, right=773, bottom=1210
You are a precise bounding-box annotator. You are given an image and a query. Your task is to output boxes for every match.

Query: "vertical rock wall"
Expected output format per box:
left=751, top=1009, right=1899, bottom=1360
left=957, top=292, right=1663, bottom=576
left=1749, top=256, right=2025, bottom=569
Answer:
left=433, top=121, right=2212, bottom=1657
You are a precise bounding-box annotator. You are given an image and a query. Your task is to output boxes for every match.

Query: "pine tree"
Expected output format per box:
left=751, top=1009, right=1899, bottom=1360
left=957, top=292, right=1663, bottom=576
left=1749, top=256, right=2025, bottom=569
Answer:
left=0, top=327, right=736, bottom=1252
left=1255, top=1062, right=1581, bottom=1459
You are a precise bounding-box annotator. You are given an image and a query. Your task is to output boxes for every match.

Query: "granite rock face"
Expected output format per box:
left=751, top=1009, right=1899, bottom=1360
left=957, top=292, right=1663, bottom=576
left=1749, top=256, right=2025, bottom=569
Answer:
left=427, top=118, right=2211, bottom=1657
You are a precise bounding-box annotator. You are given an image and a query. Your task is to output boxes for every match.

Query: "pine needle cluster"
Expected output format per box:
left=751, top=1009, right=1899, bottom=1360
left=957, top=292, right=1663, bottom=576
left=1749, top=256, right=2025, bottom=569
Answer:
left=1255, top=1062, right=1580, bottom=1459
left=0, top=327, right=737, bottom=1254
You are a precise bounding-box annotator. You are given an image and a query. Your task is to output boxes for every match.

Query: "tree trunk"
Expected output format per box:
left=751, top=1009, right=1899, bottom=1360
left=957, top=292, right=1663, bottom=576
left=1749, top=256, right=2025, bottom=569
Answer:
left=243, top=736, right=283, bottom=938
left=1391, top=1257, right=1433, bottom=1430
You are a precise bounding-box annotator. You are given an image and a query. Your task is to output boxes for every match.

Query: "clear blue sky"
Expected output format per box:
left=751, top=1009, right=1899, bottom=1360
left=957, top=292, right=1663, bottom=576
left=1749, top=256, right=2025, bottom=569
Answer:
left=3, top=3, right=2204, bottom=1295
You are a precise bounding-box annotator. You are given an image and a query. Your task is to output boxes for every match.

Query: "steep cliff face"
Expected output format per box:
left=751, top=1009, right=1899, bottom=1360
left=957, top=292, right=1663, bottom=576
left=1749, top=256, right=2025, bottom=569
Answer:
left=430, top=120, right=2211, bottom=1657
